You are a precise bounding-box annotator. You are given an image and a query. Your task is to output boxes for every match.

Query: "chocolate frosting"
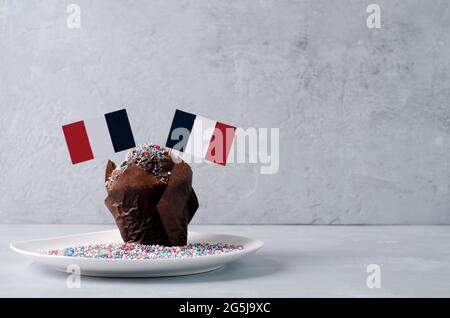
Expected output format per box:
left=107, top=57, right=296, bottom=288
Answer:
left=104, top=158, right=198, bottom=246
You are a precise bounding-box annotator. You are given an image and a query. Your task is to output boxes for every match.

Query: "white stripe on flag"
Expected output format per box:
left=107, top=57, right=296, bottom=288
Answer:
left=84, top=116, right=113, bottom=158
left=185, top=116, right=216, bottom=159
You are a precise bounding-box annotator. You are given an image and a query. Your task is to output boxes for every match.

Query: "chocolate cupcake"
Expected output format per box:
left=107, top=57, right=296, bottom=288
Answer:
left=104, top=144, right=198, bottom=246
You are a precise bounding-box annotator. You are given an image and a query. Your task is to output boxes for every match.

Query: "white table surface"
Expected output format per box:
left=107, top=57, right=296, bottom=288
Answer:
left=1, top=224, right=450, bottom=297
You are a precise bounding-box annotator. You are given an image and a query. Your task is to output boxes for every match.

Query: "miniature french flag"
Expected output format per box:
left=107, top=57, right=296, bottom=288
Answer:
left=165, top=109, right=236, bottom=165
left=62, top=109, right=136, bottom=164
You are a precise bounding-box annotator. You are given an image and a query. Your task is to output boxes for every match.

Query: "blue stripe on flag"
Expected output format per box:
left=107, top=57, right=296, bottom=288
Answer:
left=165, top=109, right=196, bottom=152
left=104, top=109, right=136, bottom=152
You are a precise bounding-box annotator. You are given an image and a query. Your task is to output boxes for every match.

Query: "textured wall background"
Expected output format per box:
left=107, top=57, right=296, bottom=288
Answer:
left=0, top=0, right=449, bottom=224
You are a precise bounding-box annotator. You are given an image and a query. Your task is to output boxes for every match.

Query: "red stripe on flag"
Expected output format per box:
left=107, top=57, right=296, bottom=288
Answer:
left=62, top=121, right=94, bottom=164
left=205, top=122, right=236, bottom=165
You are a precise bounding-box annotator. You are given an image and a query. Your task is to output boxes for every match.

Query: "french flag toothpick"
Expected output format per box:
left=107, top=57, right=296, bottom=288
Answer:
left=165, top=109, right=236, bottom=165
left=62, top=109, right=136, bottom=164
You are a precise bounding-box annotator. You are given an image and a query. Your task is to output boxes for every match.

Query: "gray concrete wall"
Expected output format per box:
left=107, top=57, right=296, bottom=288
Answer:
left=1, top=0, right=449, bottom=224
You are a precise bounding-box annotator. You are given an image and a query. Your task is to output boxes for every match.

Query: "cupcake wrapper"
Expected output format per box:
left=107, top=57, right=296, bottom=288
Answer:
left=104, top=159, right=198, bottom=246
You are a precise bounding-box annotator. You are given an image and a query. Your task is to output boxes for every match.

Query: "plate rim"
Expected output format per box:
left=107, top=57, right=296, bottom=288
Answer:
left=10, top=229, right=264, bottom=263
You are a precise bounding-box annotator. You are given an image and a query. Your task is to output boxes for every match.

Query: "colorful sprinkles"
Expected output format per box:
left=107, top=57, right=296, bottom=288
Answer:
left=43, top=242, right=244, bottom=259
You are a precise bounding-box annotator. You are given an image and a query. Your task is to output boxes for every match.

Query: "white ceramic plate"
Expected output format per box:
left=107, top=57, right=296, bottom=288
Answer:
left=10, top=230, right=264, bottom=277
